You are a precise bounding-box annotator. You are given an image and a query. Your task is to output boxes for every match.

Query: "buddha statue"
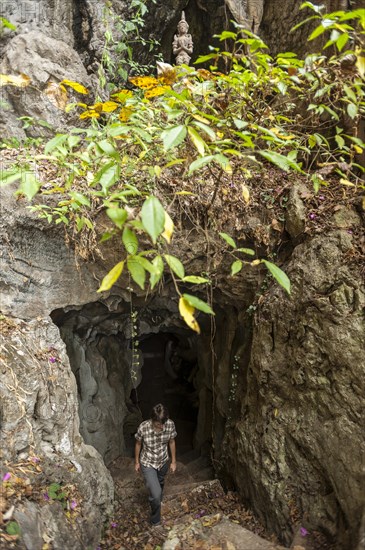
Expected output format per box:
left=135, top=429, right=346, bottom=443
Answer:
left=172, top=12, right=193, bottom=66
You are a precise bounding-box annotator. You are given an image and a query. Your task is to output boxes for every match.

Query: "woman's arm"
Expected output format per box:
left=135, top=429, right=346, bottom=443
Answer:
left=135, top=439, right=142, bottom=473
left=169, top=438, right=176, bottom=473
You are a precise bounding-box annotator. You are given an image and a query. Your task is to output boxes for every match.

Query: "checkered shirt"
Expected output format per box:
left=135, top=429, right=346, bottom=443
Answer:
left=135, top=419, right=177, bottom=469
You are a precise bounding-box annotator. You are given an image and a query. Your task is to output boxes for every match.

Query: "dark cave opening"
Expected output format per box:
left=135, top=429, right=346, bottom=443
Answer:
left=127, top=332, right=199, bottom=456
left=51, top=301, right=211, bottom=466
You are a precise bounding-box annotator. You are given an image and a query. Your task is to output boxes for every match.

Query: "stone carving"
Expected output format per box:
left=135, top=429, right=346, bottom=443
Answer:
left=172, top=11, right=193, bottom=66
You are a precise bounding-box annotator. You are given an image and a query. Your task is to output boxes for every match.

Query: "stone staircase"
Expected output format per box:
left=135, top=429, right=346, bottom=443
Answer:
left=108, top=450, right=288, bottom=550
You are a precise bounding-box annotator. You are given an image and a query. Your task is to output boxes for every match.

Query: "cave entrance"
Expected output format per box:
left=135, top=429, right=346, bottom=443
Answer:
left=128, top=332, right=199, bottom=456
left=51, top=300, right=211, bottom=466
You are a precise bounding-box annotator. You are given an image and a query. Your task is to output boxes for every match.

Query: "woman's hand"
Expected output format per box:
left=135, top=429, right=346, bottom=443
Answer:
left=135, top=462, right=140, bottom=473
left=170, top=461, right=176, bottom=473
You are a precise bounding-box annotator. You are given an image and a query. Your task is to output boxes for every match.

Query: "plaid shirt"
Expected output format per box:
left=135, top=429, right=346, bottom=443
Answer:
left=135, top=419, right=177, bottom=469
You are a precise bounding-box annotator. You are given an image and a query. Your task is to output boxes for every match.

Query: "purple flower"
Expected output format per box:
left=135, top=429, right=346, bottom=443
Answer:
left=319, top=195, right=325, bottom=200
left=300, top=527, right=309, bottom=537
left=347, top=229, right=353, bottom=234
left=110, top=522, right=118, bottom=528
left=70, top=500, right=77, bottom=510
left=43, top=493, right=50, bottom=501
left=309, top=213, right=316, bottom=220
left=49, top=356, right=56, bottom=363
left=31, top=456, right=40, bottom=463
left=195, top=510, right=206, bottom=518
left=2, top=472, right=11, bottom=482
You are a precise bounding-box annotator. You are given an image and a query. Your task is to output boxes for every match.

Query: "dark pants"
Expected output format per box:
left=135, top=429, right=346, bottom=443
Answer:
left=140, top=461, right=169, bottom=525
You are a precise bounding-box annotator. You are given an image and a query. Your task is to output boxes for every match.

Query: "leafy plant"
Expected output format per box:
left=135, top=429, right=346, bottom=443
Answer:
left=2, top=7, right=363, bottom=330
left=98, top=0, right=161, bottom=90
left=6, top=521, right=21, bottom=537
left=0, top=16, right=16, bottom=36
left=47, top=482, right=68, bottom=508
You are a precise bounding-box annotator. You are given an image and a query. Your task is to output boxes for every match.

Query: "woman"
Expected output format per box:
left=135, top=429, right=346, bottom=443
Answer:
left=135, top=404, right=177, bottom=526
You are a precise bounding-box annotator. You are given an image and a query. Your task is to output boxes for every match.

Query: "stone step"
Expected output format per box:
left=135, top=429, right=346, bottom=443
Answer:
left=162, top=514, right=288, bottom=550
left=165, top=480, right=208, bottom=499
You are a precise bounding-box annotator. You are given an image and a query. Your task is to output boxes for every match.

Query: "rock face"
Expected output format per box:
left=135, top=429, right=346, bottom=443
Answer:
left=222, top=231, right=365, bottom=549
left=0, top=317, right=114, bottom=549
left=0, top=31, right=92, bottom=138
left=1, top=0, right=361, bottom=138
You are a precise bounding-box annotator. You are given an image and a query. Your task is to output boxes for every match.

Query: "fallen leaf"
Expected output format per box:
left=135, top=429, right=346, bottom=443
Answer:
left=241, top=184, right=250, bottom=204
left=3, top=504, right=15, bottom=521
left=271, top=218, right=283, bottom=232
left=0, top=73, right=31, bottom=87
left=201, top=513, right=221, bottom=527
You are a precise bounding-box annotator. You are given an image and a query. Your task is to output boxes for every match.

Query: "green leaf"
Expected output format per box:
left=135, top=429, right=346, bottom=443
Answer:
left=336, top=32, right=349, bottom=51
left=195, top=53, right=218, bottom=64
left=188, top=155, right=215, bottom=174
left=218, top=31, right=237, bottom=41
left=299, top=2, right=324, bottom=15
left=127, top=257, right=146, bottom=289
left=150, top=255, right=164, bottom=289
left=343, top=84, right=357, bottom=103
left=219, top=232, right=236, bottom=248
left=106, top=207, right=128, bottom=229
left=233, top=118, right=249, bottom=130
left=48, top=483, right=61, bottom=492
left=97, top=261, right=124, bottom=292
left=182, top=276, right=210, bottom=284
left=100, top=231, right=114, bottom=243
left=335, top=134, right=345, bottom=149
left=308, top=19, right=334, bottom=41
left=0, top=169, right=22, bottom=186
left=188, top=126, right=206, bottom=156
left=44, top=134, right=67, bottom=154
left=259, top=150, right=303, bottom=173
left=19, top=172, right=40, bottom=200
left=133, top=255, right=158, bottom=274
left=164, top=254, right=185, bottom=279
left=122, top=226, right=139, bottom=255
left=161, top=125, right=187, bottom=151
left=236, top=247, right=255, bottom=256
left=231, top=260, right=243, bottom=275
left=191, top=120, right=216, bottom=141
left=96, top=139, right=120, bottom=158
left=6, top=521, right=21, bottom=536
left=347, top=103, right=358, bottom=119
left=141, top=196, right=165, bottom=243
left=262, top=260, right=291, bottom=295
left=67, top=135, right=81, bottom=149
left=69, top=192, right=90, bottom=207
left=182, top=293, right=214, bottom=315
left=95, top=162, right=120, bottom=194
left=0, top=17, right=17, bottom=31
left=214, top=153, right=232, bottom=174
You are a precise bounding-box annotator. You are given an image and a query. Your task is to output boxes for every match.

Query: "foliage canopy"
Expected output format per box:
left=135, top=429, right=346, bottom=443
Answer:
left=1, top=4, right=364, bottom=331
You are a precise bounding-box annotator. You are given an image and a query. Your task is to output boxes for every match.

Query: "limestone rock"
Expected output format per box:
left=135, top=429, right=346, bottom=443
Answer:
left=0, top=31, right=91, bottom=137
left=223, top=230, right=365, bottom=549
left=163, top=514, right=287, bottom=549
left=285, top=186, right=307, bottom=238
left=0, top=317, right=114, bottom=548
